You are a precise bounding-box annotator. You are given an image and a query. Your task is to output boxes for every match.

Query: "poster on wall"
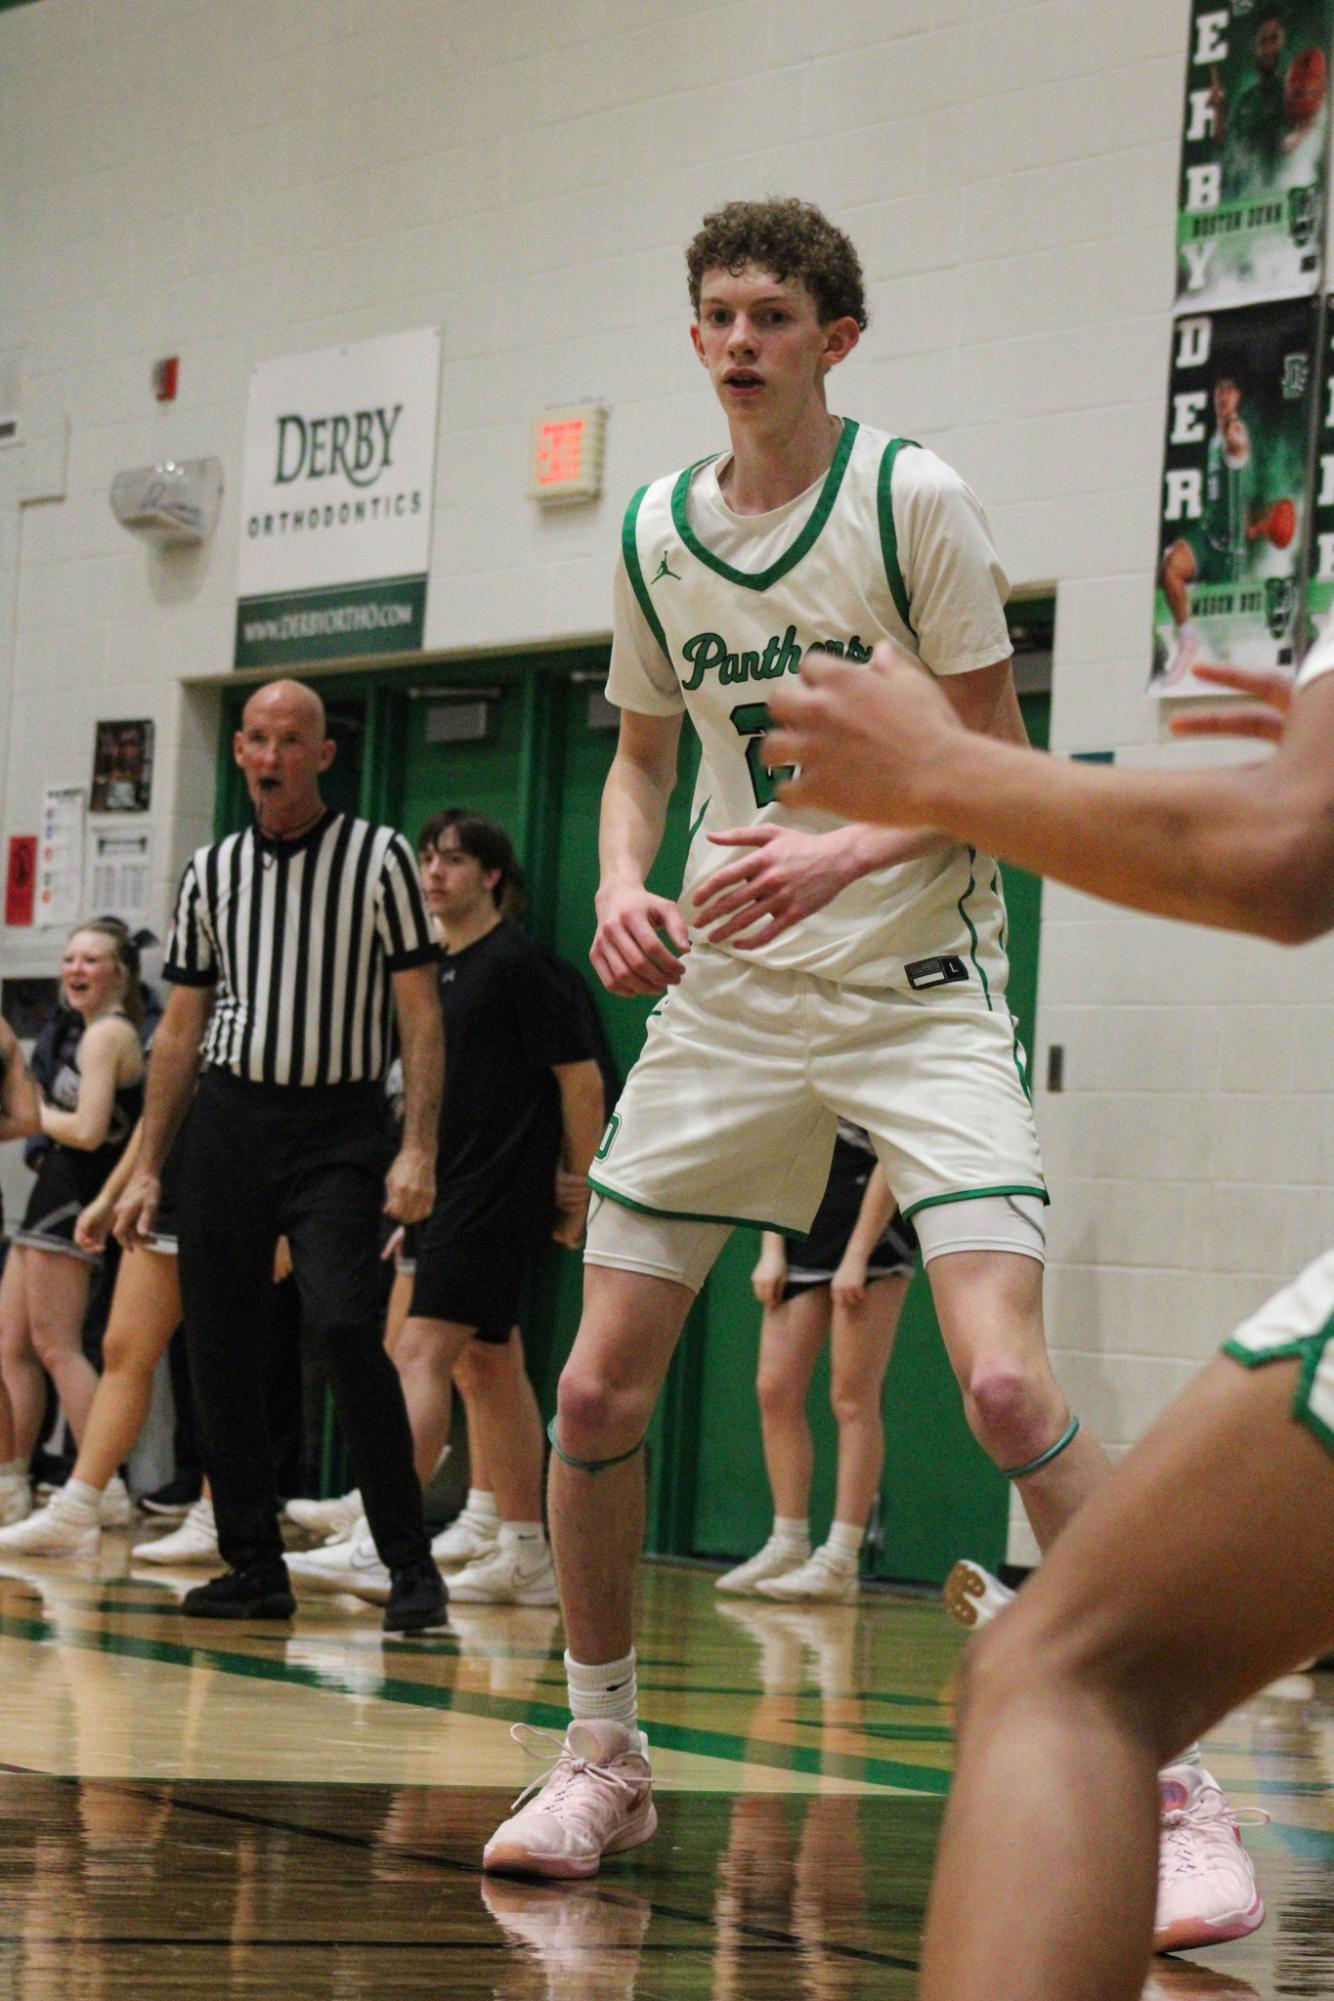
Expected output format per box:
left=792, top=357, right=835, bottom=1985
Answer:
left=85, top=828, right=153, bottom=928
left=1175, top=0, right=1331, bottom=310
left=234, top=327, right=441, bottom=670
left=5, top=835, right=36, bottom=927
left=1151, top=296, right=1320, bottom=696
left=1302, top=294, right=1334, bottom=649
left=90, top=718, right=153, bottom=812
left=37, top=784, right=85, bottom=927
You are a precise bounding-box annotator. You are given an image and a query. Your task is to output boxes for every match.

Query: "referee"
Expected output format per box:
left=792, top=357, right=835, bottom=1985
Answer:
left=114, top=679, right=446, bottom=1632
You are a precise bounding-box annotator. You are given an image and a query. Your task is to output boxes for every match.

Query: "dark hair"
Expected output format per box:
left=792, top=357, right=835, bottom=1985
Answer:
left=417, top=809, right=518, bottom=909
left=686, top=198, right=868, bottom=330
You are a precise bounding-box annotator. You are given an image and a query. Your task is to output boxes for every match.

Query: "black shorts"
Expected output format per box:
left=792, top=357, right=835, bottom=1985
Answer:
left=12, top=1146, right=104, bottom=1264
left=782, top=1135, right=917, bottom=1297
left=408, top=1216, right=539, bottom=1344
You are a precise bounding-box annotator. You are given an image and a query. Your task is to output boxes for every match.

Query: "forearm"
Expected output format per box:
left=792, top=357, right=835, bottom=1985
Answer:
left=599, top=754, right=672, bottom=894
left=557, top=1066, right=605, bottom=1177
left=92, top=1121, right=143, bottom=1206
left=138, top=1025, right=202, bottom=1173
left=397, top=1005, right=443, bottom=1156
left=844, top=1169, right=896, bottom=1260
left=40, top=1103, right=104, bottom=1149
left=920, top=734, right=1328, bottom=942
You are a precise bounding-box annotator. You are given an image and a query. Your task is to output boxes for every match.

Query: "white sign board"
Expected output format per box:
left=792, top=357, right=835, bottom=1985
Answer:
left=235, top=327, right=440, bottom=668
left=38, top=784, right=85, bottom=929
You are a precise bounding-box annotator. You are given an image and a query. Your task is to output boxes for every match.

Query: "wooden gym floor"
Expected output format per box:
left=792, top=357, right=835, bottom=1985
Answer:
left=0, top=1541, right=1327, bottom=1998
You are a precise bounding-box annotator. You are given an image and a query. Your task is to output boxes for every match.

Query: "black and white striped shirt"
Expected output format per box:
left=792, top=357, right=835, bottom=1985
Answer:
left=164, top=812, right=437, bottom=1087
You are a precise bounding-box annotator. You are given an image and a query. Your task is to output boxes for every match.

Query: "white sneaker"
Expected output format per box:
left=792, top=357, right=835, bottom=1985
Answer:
left=132, top=1498, right=218, bottom=1565
left=483, top=1721, right=656, bottom=1880
left=285, top=1488, right=363, bottom=1541
left=0, top=1474, right=31, bottom=1527
left=99, top=1476, right=135, bottom=1528
left=432, top=1512, right=500, bottom=1566
left=715, top=1534, right=810, bottom=1597
left=943, top=1557, right=1015, bottom=1631
left=0, top=1488, right=100, bottom=1558
left=1154, top=1763, right=1267, bottom=1953
left=286, top=1519, right=391, bottom=1605
left=447, top=1537, right=558, bottom=1607
left=754, top=1547, right=859, bottom=1604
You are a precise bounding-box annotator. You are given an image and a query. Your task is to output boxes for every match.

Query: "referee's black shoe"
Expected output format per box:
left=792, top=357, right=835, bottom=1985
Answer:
left=181, top=1562, right=297, bottom=1620
left=384, top=1559, right=449, bottom=1636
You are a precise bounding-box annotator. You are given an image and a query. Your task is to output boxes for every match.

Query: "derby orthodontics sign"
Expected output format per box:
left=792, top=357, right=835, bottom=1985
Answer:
left=235, top=327, right=441, bottom=668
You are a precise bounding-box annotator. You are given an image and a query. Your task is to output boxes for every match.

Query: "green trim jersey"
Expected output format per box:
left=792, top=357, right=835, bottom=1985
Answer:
left=1200, top=429, right=1257, bottom=583
left=609, top=418, right=1014, bottom=992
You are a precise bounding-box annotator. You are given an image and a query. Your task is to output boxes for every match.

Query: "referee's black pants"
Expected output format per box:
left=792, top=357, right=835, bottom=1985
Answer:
left=177, top=1071, right=430, bottom=1574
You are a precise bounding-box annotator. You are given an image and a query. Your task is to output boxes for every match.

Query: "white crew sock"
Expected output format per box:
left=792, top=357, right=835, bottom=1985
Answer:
left=498, top=1521, right=545, bottom=1548
left=1178, top=618, right=1200, bottom=649
left=772, top=1514, right=809, bottom=1547
left=61, top=1478, right=101, bottom=1520
left=823, top=1520, right=863, bottom=1567
left=567, top=1648, right=638, bottom=1732
left=0, top=1461, right=27, bottom=1483
left=464, top=1488, right=499, bottom=1526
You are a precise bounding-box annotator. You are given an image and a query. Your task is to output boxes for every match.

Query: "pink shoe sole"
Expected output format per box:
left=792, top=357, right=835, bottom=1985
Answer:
left=1154, top=1892, right=1265, bottom=1954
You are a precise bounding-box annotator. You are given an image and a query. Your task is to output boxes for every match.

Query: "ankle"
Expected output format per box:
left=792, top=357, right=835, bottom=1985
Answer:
left=567, top=1648, right=638, bottom=1731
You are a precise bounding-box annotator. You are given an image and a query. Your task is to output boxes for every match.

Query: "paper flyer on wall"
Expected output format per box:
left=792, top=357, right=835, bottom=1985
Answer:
left=1151, top=296, right=1320, bottom=696
left=85, top=828, right=153, bottom=929
left=37, top=784, right=85, bottom=928
left=1176, top=0, right=1331, bottom=310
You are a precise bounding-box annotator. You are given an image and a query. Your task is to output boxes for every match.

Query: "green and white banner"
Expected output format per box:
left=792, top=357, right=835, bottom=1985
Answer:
left=1303, top=296, right=1334, bottom=647
left=1176, top=0, right=1331, bottom=310
left=235, top=327, right=440, bottom=668
left=1152, top=296, right=1320, bottom=695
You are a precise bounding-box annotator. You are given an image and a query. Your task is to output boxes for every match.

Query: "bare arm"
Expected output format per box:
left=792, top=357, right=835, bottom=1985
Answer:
left=752, top=1229, right=789, bottom=1309
left=767, top=642, right=1334, bottom=946
left=385, top=962, right=443, bottom=1225
left=40, top=1016, right=142, bottom=1150
left=592, top=707, right=691, bottom=997
left=693, top=656, right=1022, bottom=944
left=0, top=1021, right=40, bottom=1141
left=551, top=1057, right=605, bottom=1248
left=831, top=1164, right=899, bottom=1309
left=76, top=1118, right=143, bottom=1253
left=113, top=983, right=209, bottom=1246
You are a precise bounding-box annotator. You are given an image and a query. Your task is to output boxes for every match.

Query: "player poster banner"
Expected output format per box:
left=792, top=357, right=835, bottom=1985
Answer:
left=235, top=327, right=440, bottom=669
left=1176, top=0, right=1331, bottom=310
left=1152, top=296, right=1319, bottom=696
left=1302, top=296, right=1334, bottom=649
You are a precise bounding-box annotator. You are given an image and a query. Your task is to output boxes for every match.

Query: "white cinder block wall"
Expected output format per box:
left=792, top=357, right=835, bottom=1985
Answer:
left=1, top=0, right=1329, bottom=1560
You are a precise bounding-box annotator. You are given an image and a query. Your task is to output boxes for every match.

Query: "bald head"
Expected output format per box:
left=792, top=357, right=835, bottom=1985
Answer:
left=235, top=679, right=335, bottom=837
left=243, top=678, right=327, bottom=740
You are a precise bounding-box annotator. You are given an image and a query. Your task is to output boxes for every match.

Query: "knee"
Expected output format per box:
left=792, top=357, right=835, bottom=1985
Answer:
left=556, top=1363, right=650, bottom=1456
left=453, top=1339, right=504, bottom=1397
left=29, top=1321, right=75, bottom=1374
left=963, top=1364, right=1064, bottom=1469
left=101, top=1324, right=141, bottom=1378
left=756, top=1362, right=803, bottom=1423
left=829, top=1366, right=877, bottom=1430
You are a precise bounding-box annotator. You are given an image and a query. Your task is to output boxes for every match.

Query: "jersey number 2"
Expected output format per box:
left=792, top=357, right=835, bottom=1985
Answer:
left=730, top=702, right=794, bottom=809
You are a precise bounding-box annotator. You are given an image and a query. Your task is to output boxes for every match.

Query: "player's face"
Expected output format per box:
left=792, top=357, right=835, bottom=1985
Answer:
left=62, top=931, right=122, bottom=1018
left=418, top=832, right=497, bottom=922
left=691, top=266, right=856, bottom=430
left=1256, top=17, right=1284, bottom=72
left=1214, top=378, right=1241, bottom=423
left=234, top=691, right=333, bottom=825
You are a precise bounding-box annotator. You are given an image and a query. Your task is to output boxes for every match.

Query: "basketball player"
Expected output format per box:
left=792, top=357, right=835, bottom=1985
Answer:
left=764, top=640, right=1334, bottom=1997
left=484, top=196, right=1117, bottom=1881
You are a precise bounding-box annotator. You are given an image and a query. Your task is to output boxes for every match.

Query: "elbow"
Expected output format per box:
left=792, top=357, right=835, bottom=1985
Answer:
left=1244, top=834, right=1334, bottom=945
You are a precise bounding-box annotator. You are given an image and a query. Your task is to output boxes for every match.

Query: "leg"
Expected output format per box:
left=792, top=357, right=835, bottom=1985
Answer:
left=550, top=1263, right=693, bottom=1664
left=755, top=1287, right=828, bottom=1519
left=921, top=1354, right=1334, bottom=2001
left=0, top=1249, right=36, bottom=1460
left=827, top=1272, right=908, bottom=1529
left=382, top=1265, right=415, bottom=1357
left=73, top=1251, right=181, bottom=1491
left=927, top=1249, right=1110, bottom=1550
left=458, top=1329, right=543, bottom=1522
left=23, top=1249, right=96, bottom=1446
left=452, top=1339, right=491, bottom=1490
left=1160, top=538, right=1197, bottom=630
left=391, top=1313, right=473, bottom=1486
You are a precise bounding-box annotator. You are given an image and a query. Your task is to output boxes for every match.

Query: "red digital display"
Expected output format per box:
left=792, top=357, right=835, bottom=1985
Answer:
left=535, top=418, right=584, bottom=486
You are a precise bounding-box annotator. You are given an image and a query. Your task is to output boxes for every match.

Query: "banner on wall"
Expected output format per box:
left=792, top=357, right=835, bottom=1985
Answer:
left=1302, top=295, right=1334, bottom=648
left=1151, top=296, right=1320, bottom=696
left=1175, top=0, right=1331, bottom=310
left=234, top=327, right=440, bottom=670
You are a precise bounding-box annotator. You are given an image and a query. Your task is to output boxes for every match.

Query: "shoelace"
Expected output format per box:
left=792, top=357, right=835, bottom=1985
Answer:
left=1159, top=1792, right=1269, bottom=1881
left=505, top=1722, right=644, bottom=1816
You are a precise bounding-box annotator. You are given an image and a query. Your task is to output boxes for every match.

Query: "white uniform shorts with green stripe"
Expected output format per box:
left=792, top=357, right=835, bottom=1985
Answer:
left=1224, top=1250, right=1334, bottom=1451
left=588, top=945, right=1044, bottom=1237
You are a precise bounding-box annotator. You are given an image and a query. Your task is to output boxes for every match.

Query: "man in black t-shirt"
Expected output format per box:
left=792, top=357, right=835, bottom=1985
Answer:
left=395, top=811, right=604, bottom=1606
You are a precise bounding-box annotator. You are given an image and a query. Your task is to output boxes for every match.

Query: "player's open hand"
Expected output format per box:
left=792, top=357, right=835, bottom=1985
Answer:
left=765, top=640, right=959, bottom=823
left=112, top=1171, right=161, bottom=1251
left=692, top=823, right=857, bottom=948
left=591, top=881, right=690, bottom=997
left=1167, top=663, right=1293, bottom=743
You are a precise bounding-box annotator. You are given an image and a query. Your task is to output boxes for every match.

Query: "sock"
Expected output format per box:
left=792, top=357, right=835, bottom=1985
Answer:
left=1171, top=1742, right=1203, bottom=1770
left=772, top=1514, right=809, bottom=1547
left=498, top=1521, right=544, bottom=1547
left=567, top=1648, right=638, bottom=1732
left=824, top=1520, right=863, bottom=1566
left=465, top=1488, right=499, bottom=1526
left=0, top=1461, right=27, bottom=1484
left=61, top=1478, right=101, bottom=1520
left=1178, top=619, right=1200, bottom=649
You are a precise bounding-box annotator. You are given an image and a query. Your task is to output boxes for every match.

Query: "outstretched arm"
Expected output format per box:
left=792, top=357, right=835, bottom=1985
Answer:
left=766, top=643, right=1334, bottom=945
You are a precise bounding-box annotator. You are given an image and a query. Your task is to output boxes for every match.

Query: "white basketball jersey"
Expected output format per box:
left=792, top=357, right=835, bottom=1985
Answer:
left=611, top=418, right=1014, bottom=994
